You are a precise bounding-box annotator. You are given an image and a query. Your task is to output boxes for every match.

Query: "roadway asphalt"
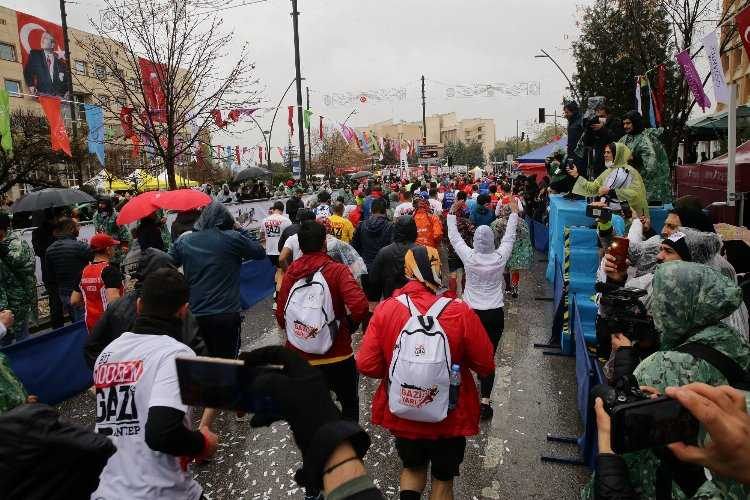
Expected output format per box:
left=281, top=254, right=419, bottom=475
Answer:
left=58, top=253, right=590, bottom=499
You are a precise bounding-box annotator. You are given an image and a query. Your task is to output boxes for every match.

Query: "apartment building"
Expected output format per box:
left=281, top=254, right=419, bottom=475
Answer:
left=356, top=112, right=496, bottom=160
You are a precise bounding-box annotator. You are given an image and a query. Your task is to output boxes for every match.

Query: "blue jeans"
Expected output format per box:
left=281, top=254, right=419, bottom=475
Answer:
left=59, top=289, right=84, bottom=324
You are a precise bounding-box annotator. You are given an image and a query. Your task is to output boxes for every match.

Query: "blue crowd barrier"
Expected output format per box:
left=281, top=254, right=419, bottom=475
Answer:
left=0, top=321, right=91, bottom=405
left=2, top=258, right=277, bottom=406
left=239, top=258, right=276, bottom=310
left=573, top=294, right=604, bottom=469
left=530, top=218, right=549, bottom=253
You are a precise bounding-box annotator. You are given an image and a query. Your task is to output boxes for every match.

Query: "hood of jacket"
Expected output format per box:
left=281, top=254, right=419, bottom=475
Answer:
left=361, top=214, right=390, bottom=235
left=393, top=215, right=417, bottom=243
left=612, top=142, right=632, bottom=167
left=284, top=251, right=332, bottom=283
left=679, top=227, right=721, bottom=264
left=650, top=261, right=742, bottom=349
left=628, top=237, right=661, bottom=277
left=472, top=225, right=496, bottom=254
left=133, top=248, right=177, bottom=285
left=194, top=201, right=234, bottom=231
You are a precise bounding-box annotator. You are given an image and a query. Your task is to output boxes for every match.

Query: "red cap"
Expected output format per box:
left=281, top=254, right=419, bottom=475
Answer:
left=90, top=233, right=120, bottom=251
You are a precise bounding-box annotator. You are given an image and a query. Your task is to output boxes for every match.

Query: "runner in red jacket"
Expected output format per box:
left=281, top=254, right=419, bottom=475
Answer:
left=276, top=220, right=369, bottom=423
left=356, top=245, right=494, bottom=499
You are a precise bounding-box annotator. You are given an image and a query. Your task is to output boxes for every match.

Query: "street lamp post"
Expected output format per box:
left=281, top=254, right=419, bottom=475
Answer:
left=290, top=0, right=306, bottom=184
left=535, top=49, right=579, bottom=103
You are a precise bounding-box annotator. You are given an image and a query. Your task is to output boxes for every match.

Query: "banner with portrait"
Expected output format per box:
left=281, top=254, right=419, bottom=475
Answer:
left=17, top=11, right=69, bottom=98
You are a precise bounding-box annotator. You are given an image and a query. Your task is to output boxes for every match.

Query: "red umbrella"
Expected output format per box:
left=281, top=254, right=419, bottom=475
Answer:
left=116, top=191, right=160, bottom=225
left=154, top=189, right=212, bottom=212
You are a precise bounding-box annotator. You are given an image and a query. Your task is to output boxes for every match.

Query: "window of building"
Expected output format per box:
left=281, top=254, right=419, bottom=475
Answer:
left=74, top=60, right=87, bottom=75
left=4, top=80, right=21, bottom=96
left=0, top=42, right=15, bottom=62
left=477, top=134, right=483, bottom=141
left=94, top=64, right=107, bottom=80
left=478, top=126, right=482, bottom=132
left=115, top=96, right=126, bottom=107
left=98, top=94, right=110, bottom=107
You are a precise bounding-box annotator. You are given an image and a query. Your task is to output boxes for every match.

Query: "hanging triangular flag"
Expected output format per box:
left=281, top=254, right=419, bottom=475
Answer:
left=0, top=89, right=13, bottom=156
left=38, top=95, right=72, bottom=157
left=211, top=109, right=227, bottom=128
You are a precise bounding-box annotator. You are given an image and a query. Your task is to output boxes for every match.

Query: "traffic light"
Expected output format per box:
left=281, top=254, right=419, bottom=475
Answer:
left=539, top=108, right=545, bottom=123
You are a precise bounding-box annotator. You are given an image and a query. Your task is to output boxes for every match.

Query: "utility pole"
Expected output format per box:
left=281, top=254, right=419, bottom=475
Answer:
left=59, top=0, right=83, bottom=186
left=515, top=120, right=519, bottom=158
left=421, top=75, right=426, bottom=145
left=306, top=85, right=312, bottom=172
left=290, top=0, right=306, bottom=185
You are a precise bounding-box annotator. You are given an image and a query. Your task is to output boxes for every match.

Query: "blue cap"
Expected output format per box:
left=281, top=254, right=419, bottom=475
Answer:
left=451, top=364, right=460, bottom=371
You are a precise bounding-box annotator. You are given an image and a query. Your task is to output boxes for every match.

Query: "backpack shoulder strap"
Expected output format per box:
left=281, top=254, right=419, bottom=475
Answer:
left=425, top=297, right=452, bottom=319
left=675, top=342, right=750, bottom=390
left=396, top=294, right=418, bottom=316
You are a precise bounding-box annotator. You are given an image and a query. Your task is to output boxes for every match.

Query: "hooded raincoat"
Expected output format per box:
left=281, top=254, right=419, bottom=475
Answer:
left=446, top=213, right=518, bottom=310
left=584, top=261, right=750, bottom=500
left=572, top=142, right=649, bottom=216
left=619, top=111, right=672, bottom=203
left=368, top=216, right=418, bottom=300
left=169, top=202, right=265, bottom=316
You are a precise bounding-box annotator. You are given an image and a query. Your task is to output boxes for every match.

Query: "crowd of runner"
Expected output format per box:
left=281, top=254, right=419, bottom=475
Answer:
left=0, top=106, right=749, bottom=499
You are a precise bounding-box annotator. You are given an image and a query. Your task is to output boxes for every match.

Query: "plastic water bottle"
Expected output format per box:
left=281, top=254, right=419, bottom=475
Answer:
left=448, top=364, right=461, bottom=410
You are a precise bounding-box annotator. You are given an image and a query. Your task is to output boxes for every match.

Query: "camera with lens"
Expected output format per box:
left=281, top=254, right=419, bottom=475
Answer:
left=591, top=374, right=650, bottom=415
left=586, top=197, right=630, bottom=221
left=595, top=282, right=658, bottom=345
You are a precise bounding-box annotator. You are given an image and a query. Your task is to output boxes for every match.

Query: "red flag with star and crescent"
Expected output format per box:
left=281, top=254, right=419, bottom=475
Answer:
left=737, top=5, right=750, bottom=61
left=17, top=11, right=68, bottom=98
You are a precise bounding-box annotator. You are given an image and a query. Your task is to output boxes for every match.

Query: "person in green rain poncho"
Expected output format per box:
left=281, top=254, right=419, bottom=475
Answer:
left=582, top=261, right=750, bottom=500
left=567, top=141, right=649, bottom=217
left=619, top=110, right=672, bottom=204
left=92, top=197, right=131, bottom=266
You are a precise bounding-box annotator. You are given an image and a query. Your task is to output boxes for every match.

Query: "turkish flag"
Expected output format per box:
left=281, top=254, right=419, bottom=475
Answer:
left=138, top=57, right=167, bottom=122
left=120, top=106, right=134, bottom=138
left=737, top=5, right=750, bottom=60
left=211, top=109, right=227, bottom=128
left=38, top=95, right=71, bottom=156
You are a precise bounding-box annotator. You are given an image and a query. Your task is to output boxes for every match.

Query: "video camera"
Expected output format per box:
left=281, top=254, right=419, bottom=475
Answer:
left=595, top=282, right=658, bottom=345
left=591, top=375, right=700, bottom=455
left=586, top=197, right=630, bottom=222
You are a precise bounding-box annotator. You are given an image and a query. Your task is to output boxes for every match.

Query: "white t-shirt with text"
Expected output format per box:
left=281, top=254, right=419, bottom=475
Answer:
left=92, top=332, right=201, bottom=500
left=262, top=213, right=292, bottom=256
left=393, top=202, right=415, bottom=219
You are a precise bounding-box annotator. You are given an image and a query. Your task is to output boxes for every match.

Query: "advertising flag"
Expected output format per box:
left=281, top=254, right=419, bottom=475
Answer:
left=16, top=11, right=68, bottom=97
left=676, top=49, right=711, bottom=111
left=703, top=31, right=730, bottom=105
left=319, top=116, right=324, bottom=140
left=288, top=106, right=295, bottom=135
left=303, top=109, right=313, bottom=129
left=0, top=89, right=13, bottom=155
left=39, top=95, right=71, bottom=156
left=84, top=103, right=105, bottom=166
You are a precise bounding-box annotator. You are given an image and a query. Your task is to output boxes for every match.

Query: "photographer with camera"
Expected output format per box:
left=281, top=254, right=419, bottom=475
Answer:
left=582, top=261, right=750, bottom=499
left=582, top=103, right=625, bottom=178
left=591, top=382, right=750, bottom=499
left=563, top=101, right=587, bottom=173
left=567, top=142, right=649, bottom=218
left=546, top=149, right=576, bottom=194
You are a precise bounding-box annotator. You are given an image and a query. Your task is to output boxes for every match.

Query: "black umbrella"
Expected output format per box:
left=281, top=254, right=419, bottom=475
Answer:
left=349, top=171, right=372, bottom=180
left=234, top=166, right=271, bottom=182
left=10, top=188, right=96, bottom=213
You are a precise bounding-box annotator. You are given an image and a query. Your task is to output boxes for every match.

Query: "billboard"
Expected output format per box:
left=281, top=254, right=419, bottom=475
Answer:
left=17, top=11, right=69, bottom=98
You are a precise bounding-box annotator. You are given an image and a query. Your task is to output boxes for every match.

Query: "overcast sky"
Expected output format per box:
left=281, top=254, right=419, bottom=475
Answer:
left=10, top=0, right=582, bottom=160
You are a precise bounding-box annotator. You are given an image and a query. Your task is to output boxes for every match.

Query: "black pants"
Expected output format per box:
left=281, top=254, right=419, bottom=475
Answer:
left=195, top=312, right=242, bottom=359
left=474, top=307, right=504, bottom=398
left=317, top=356, right=360, bottom=423
left=45, top=281, right=64, bottom=329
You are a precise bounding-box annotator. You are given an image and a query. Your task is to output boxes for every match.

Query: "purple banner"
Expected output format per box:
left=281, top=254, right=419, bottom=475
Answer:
left=676, top=49, right=711, bottom=111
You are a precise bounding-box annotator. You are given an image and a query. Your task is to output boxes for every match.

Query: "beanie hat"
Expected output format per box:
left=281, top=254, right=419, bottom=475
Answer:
left=662, top=231, right=692, bottom=261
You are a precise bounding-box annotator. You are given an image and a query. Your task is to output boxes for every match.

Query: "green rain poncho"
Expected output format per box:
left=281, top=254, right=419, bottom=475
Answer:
left=582, top=261, right=750, bottom=500
left=571, top=142, right=649, bottom=216
left=620, top=126, right=672, bottom=203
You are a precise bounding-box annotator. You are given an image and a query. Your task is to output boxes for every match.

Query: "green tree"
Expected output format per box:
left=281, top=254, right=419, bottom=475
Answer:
left=379, top=140, right=398, bottom=167
left=444, top=140, right=484, bottom=166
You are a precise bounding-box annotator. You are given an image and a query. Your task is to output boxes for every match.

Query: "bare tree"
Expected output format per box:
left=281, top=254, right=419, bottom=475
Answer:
left=0, top=110, right=72, bottom=197
left=74, top=0, right=260, bottom=189
left=312, top=130, right=369, bottom=179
